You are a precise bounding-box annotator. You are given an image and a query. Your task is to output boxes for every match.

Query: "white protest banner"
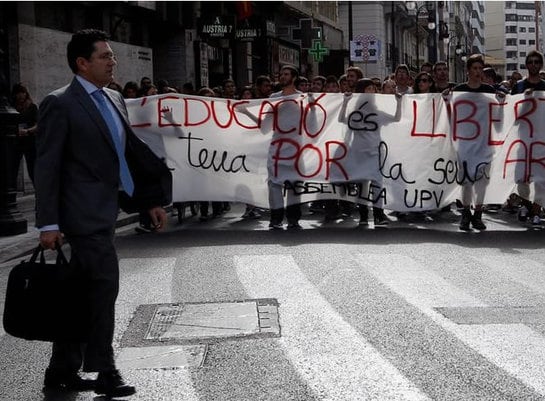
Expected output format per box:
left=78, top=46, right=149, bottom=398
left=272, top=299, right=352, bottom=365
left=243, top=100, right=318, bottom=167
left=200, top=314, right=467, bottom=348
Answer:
left=126, top=92, right=545, bottom=211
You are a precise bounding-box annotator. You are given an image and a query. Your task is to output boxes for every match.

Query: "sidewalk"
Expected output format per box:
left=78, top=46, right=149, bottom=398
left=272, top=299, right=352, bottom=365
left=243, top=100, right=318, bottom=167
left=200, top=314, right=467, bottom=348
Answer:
left=0, top=194, right=141, bottom=265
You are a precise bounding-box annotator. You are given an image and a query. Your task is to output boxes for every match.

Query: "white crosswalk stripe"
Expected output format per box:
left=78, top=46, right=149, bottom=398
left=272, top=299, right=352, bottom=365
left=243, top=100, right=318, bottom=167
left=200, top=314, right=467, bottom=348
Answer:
left=117, top=258, right=199, bottom=401
left=356, top=252, right=545, bottom=397
left=235, top=254, right=431, bottom=401
left=471, top=254, right=545, bottom=296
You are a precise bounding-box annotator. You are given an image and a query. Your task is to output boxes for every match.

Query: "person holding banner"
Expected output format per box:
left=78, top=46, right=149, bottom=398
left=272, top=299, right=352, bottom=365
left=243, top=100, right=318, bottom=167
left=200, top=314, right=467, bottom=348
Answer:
left=268, top=65, right=303, bottom=229
left=431, top=61, right=455, bottom=93
left=394, top=64, right=413, bottom=95
left=510, top=50, right=545, bottom=226
left=339, top=78, right=401, bottom=227
left=345, top=66, right=364, bottom=92
left=449, top=54, right=497, bottom=231
left=195, top=86, right=226, bottom=222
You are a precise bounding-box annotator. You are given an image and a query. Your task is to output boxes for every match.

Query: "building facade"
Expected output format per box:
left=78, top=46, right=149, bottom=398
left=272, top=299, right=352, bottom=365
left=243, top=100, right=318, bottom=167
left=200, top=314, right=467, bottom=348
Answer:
left=485, top=1, right=544, bottom=80
left=0, top=1, right=345, bottom=103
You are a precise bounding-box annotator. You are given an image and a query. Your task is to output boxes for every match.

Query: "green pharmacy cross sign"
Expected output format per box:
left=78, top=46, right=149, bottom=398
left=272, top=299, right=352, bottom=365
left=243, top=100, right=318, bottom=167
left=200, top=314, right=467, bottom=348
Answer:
left=309, top=41, right=329, bottom=62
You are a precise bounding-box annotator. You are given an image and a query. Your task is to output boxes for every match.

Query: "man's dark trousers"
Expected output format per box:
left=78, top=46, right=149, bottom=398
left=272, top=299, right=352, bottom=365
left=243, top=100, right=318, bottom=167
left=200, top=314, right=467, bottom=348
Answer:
left=48, top=230, right=118, bottom=373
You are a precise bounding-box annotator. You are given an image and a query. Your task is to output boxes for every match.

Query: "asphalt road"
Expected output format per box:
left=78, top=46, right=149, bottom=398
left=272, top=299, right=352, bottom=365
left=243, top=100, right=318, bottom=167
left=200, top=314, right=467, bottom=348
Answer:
left=1, top=203, right=545, bottom=401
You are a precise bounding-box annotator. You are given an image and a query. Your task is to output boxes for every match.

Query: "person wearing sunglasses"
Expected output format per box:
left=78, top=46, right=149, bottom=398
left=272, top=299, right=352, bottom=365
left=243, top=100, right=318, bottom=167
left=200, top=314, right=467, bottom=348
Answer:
left=510, top=50, right=545, bottom=227
left=413, top=72, right=433, bottom=94
left=511, top=50, right=545, bottom=95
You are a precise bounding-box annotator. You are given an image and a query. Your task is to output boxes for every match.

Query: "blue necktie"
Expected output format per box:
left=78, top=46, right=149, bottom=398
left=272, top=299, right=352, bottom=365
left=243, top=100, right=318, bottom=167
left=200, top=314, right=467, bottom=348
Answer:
left=92, top=89, right=134, bottom=196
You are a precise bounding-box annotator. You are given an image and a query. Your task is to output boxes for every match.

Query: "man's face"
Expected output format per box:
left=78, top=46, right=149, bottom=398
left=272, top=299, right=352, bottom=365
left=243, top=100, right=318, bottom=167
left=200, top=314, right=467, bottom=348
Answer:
left=511, top=72, right=522, bottom=82
left=297, top=80, right=310, bottom=92
left=372, top=78, right=381, bottom=92
left=223, top=82, right=236, bottom=97
left=325, top=82, right=339, bottom=93
left=433, top=64, right=449, bottom=82
left=80, top=41, right=117, bottom=87
left=346, top=71, right=359, bottom=89
left=339, top=79, right=349, bottom=92
left=279, top=69, right=295, bottom=87
left=482, top=74, right=494, bottom=85
left=395, top=69, right=409, bottom=86
left=467, top=62, right=483, bottom=81
left=382, top=81, right=396, bottom=94
left=125, top=88, right=137, bottom=98
left=421, top=65, right=433, bottom=74
left=310, top=79, right=324, bottom=92
left=257, top=81, right=272, bottom=97
left=526, top=56, right=543, bottom=77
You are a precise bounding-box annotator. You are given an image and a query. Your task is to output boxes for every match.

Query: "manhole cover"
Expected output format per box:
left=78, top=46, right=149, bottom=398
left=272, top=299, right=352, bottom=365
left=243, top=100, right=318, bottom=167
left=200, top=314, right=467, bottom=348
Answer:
left=121, top=298, right=280, bottom=347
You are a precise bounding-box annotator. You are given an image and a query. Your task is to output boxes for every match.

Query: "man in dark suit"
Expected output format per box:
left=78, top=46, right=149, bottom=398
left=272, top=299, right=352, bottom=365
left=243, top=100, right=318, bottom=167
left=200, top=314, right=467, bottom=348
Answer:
left=35, top=29, right=168, bottom=398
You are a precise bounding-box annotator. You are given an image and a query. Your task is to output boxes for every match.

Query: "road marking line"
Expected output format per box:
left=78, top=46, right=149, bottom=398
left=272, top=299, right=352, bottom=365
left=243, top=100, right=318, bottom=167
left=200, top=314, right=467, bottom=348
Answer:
left=118, top=258, right=199, bottom=401
left=357, top=253, right=545, bottom=396
left=470, top=254, right=545, bottom=295
left=235, top=254, right=431, bottom=401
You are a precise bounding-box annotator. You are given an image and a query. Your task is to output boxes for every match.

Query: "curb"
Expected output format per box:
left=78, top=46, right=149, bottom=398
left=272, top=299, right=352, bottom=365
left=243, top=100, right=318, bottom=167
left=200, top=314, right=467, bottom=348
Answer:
left=0, top=210, right=149, bottom=265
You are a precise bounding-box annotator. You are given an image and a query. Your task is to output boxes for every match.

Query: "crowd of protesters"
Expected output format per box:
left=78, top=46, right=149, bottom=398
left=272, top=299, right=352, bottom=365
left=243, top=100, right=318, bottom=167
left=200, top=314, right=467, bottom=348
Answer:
left=10, top=51, right=545, bottom=233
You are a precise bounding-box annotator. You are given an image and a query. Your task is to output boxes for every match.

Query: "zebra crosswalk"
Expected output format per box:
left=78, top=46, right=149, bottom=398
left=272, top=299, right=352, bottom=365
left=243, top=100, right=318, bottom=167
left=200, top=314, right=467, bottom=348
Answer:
left=1, top=243, right=545, bottom=400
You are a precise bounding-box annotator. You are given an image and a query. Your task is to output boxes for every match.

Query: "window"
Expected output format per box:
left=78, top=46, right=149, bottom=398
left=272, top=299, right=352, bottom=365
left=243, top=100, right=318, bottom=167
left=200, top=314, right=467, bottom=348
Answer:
left=506, top=1, right=516, bottom=8
left=517, top=2, right=535, bottom=9
left=519, top=15, right=534, bottom=22
left=506, top=63, right=517, bottom=70
left=520, top=27, right=526, bottom=32
left=506, top=26, right=517, bottom=33
left=520, top=64, right=527, bottom=70
left=506, top=38, right=517, bottom=46
left=505, top=14, right=517, bottom=21
left=520, top=52, right=526, bottom=57
left=529, top=27, right=535, bottom=33
left=506, top=51, right=517, bottom=58
left=529, top=40, right=536, bottom=45
left=520, top=39, right=526, bottom=45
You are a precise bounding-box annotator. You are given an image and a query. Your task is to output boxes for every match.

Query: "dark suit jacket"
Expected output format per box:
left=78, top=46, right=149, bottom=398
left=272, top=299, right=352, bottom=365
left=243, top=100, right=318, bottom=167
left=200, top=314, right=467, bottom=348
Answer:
left=35, top=77, right=171, bottom=236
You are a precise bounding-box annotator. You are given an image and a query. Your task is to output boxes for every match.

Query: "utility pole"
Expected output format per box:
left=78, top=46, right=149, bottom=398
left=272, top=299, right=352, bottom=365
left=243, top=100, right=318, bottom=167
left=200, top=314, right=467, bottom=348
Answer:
left=348, top=1, right=353, bottom=67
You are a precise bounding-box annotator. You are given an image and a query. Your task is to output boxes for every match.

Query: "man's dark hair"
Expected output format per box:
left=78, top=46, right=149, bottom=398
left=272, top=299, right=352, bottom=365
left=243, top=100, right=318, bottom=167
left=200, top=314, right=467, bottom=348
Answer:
left=312, top=75, right=326, bottom=85
left=432, top=61, right=448, bottom=73
left=420, top=62, right=433, bottom=72
left=295, top=76, right=308, bottom=87
left=255, top=75, right=271, bottom=86
left=482, top=67, right=496, bottom=80
left=281, top=64, right=299, bottom=79
left=394, top=64, right=410, bottom=75
left=525, top=49, right=544, bottom=66
left=326, top=75, right=338, bottom=84
left=156, top=79, right=169, bottom=88
left=140, top=76, right=152, bottom=88
left=354, top=78, right=375, bottom=93
left=222, top=78, right=235, bottom=88
left=67, top=29, right=110, bottom=74
left=466, top=54, right=484, bottom=70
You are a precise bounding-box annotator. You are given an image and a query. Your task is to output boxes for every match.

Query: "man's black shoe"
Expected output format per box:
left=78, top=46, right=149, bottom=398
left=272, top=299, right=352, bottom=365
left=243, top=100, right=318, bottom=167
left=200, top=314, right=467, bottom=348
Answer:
left=43, top=368, right=96, bottom=392
left=95, top=369, right=136, bottom=398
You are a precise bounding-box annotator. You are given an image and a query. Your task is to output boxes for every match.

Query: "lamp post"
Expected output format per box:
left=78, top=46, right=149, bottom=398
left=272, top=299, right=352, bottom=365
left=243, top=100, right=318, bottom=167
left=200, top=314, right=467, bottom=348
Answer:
left=455, top=44, right=462, bottom=82
left=406, top=1, right=436, bottom=71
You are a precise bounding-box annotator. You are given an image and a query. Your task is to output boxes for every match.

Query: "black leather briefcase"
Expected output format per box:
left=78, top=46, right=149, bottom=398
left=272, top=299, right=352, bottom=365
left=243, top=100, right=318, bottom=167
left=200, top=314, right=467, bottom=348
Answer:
left=3, top=245, right=89, bottom=342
